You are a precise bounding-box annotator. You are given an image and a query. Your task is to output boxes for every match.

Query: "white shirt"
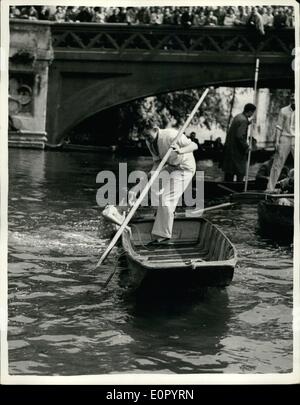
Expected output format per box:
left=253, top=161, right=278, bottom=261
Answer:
left=146, top=128, right=196, bottom=173
left=276, top=105, right=295, bottom=137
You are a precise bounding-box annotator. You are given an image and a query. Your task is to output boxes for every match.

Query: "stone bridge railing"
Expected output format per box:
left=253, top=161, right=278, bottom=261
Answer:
left=50, top=22, right=295, bottom=63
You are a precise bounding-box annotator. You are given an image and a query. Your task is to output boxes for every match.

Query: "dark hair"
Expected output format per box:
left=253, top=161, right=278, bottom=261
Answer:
left=243, top=103, right=256, bottom=113
left=144, top=118, right=158, bottom=131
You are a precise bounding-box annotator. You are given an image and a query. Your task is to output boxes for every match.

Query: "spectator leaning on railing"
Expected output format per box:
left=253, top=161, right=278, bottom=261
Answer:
left=53, top=6, right=65, bottom=23
left=263, top=7, right=274, bottom=28
left=9, top=5, right=21, bottom=18
left=65, top=6, right=79, bottom=22
left=106, top=8, right=119, bottom=23
left=223, top=8, right=236, bottom=26
left=215, top=7, right=227, bottom=25
left=234, top=6, right=248, bottom=26
left=118, top=7, right=127, bottom=24
left=181, top=7, right=194, bottom=28
left=273, top=7, right=288, bottom=29
left=126, top=7, right=137, bottom=25
left=77, top=7, right=94, bottom=23
left=39, top=6, right=50, bottom=21
left=163, top=8, right=174, bottom=25
left=194, top=10, right=207, bottom=26
left=247, top=6, right=265, bottom=35
left=286, top=8, right=294, bottom=27
left=137, top=7, right=150, bottom=25
left=206, top=10, right=218, bottom=26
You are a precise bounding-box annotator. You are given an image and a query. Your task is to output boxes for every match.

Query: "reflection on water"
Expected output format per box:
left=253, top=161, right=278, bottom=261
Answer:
left=8, top=149, right=293, bottom=375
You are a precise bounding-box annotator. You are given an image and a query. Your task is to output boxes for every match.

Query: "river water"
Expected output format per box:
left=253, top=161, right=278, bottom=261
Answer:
left=7, top=149, right=293, bottom=376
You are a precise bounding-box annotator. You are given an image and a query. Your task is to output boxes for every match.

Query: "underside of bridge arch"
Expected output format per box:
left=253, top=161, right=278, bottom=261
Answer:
left=46, top=60, right=293, bottom=146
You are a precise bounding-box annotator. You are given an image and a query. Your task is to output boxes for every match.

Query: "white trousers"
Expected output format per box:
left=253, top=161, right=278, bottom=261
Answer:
left=151, top=167, right=194, bottom=239
left=267, top=135, right=294, bottom=191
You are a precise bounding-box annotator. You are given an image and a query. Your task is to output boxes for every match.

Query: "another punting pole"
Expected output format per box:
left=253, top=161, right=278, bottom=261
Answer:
left=244, top=58, right=260, bottom=192
left=186, top=202, right=236, bottom=217
left=95, top=88, right=210, bottom=269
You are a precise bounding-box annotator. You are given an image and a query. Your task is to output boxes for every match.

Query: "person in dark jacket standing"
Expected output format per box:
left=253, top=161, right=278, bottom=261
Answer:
left=222, top=103, right=256, bottom=182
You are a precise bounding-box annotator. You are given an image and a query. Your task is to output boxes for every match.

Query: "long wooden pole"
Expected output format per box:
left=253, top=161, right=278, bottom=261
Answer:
left=95, top=88, right=210, bottom=269
left=244, top=58, right=260, bottom=192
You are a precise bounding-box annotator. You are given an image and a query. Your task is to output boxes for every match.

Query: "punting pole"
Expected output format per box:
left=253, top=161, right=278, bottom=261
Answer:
left=244, top=58, right=260, bottom=192
left=95, top=88, right=210, bottom=269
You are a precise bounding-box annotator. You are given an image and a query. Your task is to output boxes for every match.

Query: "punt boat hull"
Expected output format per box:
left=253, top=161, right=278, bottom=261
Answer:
left=257, top=200, right=294, bottom=242
left=122, top=216, right=237, bottom=291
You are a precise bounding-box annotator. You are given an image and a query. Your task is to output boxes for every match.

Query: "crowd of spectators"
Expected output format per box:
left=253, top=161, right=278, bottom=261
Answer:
left=10, top=5, right=295, bottom=32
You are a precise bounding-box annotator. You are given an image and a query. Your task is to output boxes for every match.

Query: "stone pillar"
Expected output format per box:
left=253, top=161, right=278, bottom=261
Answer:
left=9, top=20, right=53, bottom=149
left=255, top=88, right=271, bottom=148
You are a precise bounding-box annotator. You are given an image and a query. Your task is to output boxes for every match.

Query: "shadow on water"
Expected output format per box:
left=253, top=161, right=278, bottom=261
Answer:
left=125, top=285, right=230, bottom=319
left=114, top=284, right=232, bottom=373
left=254, top=225, right=294, bottom=248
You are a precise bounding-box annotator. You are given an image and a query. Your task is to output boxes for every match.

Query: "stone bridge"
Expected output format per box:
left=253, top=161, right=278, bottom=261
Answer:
left=9, top=20, right=295, bottom=147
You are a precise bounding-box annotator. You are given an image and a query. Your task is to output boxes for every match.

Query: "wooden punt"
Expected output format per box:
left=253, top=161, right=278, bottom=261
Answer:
left=257, top=199, right=294, bottom=242
left=121, top=216, right=237, bottom=291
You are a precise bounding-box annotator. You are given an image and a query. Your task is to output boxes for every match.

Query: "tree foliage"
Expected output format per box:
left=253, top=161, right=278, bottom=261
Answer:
left=115, top=87, right=231, bottom=141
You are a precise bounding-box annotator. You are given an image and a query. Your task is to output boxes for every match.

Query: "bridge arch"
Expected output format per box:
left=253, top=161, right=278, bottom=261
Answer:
left=46, top=23, right=294, bottom=145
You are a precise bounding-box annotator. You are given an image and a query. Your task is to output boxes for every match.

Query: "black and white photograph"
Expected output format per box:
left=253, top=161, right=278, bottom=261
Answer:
left=0, top=0, right=299, bottom=384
